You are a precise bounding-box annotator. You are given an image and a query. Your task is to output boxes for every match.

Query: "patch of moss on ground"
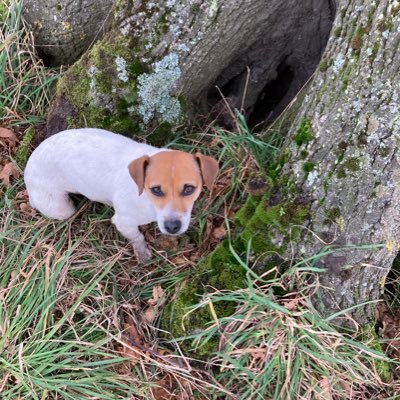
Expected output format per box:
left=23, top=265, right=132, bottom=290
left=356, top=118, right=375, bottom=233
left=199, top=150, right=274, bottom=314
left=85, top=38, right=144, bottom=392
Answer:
left=160, top=242, right=246, bottom=357
left=235, top=195, right=261, bottom=227
left=359, top=326, right=391, bottom=382
left=238, top=192, right=309, bottom=254
left=267, top=149, right=291, bottom=179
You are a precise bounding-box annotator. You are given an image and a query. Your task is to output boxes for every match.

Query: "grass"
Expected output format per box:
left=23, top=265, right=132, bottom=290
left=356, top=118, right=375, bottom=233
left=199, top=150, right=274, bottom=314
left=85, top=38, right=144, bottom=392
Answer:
left=1, top=0, right=400, bottom=398
left=0, top=0, right=57, bottom=127
left=0, top=182, right=232, bottom=399
left=180, top=249, right=395, bottom=399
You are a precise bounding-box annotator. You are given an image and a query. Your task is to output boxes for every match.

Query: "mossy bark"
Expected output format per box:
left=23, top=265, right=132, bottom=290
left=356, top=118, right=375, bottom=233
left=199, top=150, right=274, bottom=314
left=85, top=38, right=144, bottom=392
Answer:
left=46, top=0, right=334, bottom=142
left=261, top=0, right=400, bottom=327
left=162, top=0, right=400, bottom=346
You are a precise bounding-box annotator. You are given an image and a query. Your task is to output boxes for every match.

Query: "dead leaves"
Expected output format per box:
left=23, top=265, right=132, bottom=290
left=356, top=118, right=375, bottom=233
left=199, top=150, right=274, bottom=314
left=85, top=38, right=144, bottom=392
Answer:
left=0, top=127, right=18, bottom=152
left=13, top=189, right=36, bottom=218
left=0, top=127, right=21, bottom=188
left=144, top=284, right=166, bottom=324
left=377, top=302, right=400, bottom=362
left=0, top=161, right=20, bottom=187
left=119, top=285, right=166, bottom=363
left=200, top=216, right=227, bottom=252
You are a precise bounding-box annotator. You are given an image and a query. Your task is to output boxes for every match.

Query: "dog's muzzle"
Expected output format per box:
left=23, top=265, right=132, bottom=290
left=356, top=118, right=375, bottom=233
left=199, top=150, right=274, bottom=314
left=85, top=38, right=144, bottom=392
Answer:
left=164, top=219, right=182, bottom=235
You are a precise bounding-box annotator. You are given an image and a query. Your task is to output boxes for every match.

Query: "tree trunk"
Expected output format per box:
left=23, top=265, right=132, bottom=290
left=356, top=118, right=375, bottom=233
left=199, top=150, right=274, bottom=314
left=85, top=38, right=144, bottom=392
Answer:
left=274, top=0, right=400, bottom=327
left=159, top=0, right=400, bottom=344
left=46, top=0, right=334, bottom=139
left=23, top=0, right=114, bottom=66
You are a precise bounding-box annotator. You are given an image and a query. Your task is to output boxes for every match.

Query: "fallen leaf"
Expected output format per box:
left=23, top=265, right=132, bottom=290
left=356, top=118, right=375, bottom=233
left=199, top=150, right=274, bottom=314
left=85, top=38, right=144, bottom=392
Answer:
left=212, top=224, right=226, bottom=240
left=156, top=236, right=179, bottom=251
left=0, top=162, right=20, bottom=187
left=151, top=378, right=173, bottom=400
left=147, top=284, right=164, bottom=306
left=18, top=202, right=35, bottom=217
left=120, top=323, right=147, bottom=363
left=318, top=377, right=333, bottom=400
left=0, top=127, right=18, bottom=152
left=144, top=285, right=165, bottom=323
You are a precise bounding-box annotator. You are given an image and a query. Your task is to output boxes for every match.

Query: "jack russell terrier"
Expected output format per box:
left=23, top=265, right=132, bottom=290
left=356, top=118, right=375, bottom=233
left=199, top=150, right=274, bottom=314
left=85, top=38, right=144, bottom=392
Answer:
left=24, top=128, right=219, bottom=261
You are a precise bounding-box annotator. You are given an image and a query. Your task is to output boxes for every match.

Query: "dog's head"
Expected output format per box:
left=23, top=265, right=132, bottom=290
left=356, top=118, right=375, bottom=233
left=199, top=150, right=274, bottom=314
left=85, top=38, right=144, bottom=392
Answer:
left=128, top=150, right=219, bottom=235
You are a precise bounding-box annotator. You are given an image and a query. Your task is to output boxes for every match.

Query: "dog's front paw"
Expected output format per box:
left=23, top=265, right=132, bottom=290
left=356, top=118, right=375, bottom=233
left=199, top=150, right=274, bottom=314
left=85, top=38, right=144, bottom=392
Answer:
left=133, top=242, right=152, bottom=262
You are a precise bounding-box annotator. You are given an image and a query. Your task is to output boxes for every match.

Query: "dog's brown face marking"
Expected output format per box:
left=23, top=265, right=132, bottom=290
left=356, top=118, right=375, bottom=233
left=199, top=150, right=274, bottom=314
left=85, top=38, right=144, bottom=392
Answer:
left=128, top=150, right=219, bottom=234
left=144, top=151, right=203, bottom=213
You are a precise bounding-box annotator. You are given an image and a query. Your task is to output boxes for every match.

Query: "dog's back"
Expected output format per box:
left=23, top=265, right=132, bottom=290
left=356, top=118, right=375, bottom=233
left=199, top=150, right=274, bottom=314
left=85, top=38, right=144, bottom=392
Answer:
left=24, top=128, right=160, bottom=216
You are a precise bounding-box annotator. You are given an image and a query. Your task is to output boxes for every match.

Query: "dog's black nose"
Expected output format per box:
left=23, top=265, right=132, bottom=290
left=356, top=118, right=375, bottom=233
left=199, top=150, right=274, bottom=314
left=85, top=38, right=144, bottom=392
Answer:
left=164, top=219, right=181, bottom=235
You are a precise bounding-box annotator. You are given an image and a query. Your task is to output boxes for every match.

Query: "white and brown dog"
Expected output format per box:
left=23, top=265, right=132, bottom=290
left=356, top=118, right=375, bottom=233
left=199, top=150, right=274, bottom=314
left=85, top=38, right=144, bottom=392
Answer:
left=24, top=128, right=219, bottom=261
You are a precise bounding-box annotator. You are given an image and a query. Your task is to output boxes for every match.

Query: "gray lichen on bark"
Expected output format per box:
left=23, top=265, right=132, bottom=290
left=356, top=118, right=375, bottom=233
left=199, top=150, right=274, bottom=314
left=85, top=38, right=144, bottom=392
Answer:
left=46, top=0, right=334, bottom=137
left=280, top=0, right=400, bottom=326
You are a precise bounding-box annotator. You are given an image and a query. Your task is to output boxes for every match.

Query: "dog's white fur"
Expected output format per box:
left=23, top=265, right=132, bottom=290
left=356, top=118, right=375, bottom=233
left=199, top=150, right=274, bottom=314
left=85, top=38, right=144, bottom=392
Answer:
left=24, top=128, right=193, bottom=261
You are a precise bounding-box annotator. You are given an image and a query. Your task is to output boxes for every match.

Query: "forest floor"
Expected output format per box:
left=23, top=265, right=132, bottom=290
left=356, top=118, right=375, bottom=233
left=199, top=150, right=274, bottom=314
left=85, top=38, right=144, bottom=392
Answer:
left=2, top=1, right=400, bottom=399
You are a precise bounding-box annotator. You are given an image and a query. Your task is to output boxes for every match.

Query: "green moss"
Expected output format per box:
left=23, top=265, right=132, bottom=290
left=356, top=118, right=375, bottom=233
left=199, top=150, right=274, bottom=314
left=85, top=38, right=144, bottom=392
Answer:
left=303, top=161, right=315, bottom=174
left=342, top=76, right=349, bottom=92
left=156, top=11, right=170, bottom=35
left=300, top=150, right=309, bottom=159
left=378, top=147, right=390, bottom=158
left=56, top=33, right=176, bottom=143
left=359, top=326, right=391, bottom=382
left=343, top=157, right=360, bottom=172
left=355, top=25, right=365, bottom=36
left=148, top=122, right=177, bottom=147
left=325, top=207, right=341, bottom=222
left=334, top=26, right=342, bottom=38
left=336, top=167, right=347, bottom=179
left=335, top=141, right=348, bottom=163
left=160, top=242, right=246, bottom=357
left=15, top=127, right=35, bottom=167
left=293, top=118, right=314, bottom=147
left=370, top=42, right=380, bottom=61
left=267, top=149, right=291, bottom=179
left=239, top=196, right=309, bottom=254
left=377, top=19, right=393, bottom=32
left=235, top=195, right=261, bottom=227
left=367, top=5, right=377, bottom=26
left=319, top=59, right=329, bottom=72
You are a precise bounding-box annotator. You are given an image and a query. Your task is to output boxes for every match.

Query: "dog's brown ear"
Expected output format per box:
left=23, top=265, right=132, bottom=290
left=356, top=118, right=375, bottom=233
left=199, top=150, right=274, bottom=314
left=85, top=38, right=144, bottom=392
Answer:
left=128, top=155, right=150, bottom=195
left=195, top=152, right=219, bottom=191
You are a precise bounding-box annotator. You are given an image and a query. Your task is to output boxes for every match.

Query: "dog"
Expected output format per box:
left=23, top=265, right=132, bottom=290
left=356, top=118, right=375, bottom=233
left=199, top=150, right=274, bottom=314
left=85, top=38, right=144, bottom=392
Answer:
left=24, top=128, right=219, bottom=261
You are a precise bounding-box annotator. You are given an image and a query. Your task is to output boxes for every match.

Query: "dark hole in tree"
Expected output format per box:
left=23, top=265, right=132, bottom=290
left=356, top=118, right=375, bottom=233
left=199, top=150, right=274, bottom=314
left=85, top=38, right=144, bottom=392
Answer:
left=247, top=61, right=295, bottom=129
left=207, top=69, right=247, bottom=107
left=384, top=255, right=400, bottom=304
left=207, top=60, right=300, bottom=130
left=205, top=0, right=336, bottom=130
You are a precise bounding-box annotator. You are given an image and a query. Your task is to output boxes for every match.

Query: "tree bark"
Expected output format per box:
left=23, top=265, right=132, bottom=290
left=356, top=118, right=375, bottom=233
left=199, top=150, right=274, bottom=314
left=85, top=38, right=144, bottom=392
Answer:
left=46, top=0, right=334, bottom=137
left=277, top=0, right=400, bottom=326
left=23, top=0, right=114, bottom=66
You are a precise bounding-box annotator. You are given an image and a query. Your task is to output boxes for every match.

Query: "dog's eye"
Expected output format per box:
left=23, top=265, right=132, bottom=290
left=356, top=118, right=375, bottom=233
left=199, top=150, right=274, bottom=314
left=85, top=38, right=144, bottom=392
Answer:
left=150, top=186, right=164, bottom=197
left=182, top=184, right=196, bottom=196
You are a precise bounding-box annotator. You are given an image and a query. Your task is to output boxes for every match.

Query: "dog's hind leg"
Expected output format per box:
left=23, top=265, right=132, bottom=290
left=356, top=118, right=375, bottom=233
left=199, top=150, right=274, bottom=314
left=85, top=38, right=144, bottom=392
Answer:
left=28, top=188, right=76, bottom=220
